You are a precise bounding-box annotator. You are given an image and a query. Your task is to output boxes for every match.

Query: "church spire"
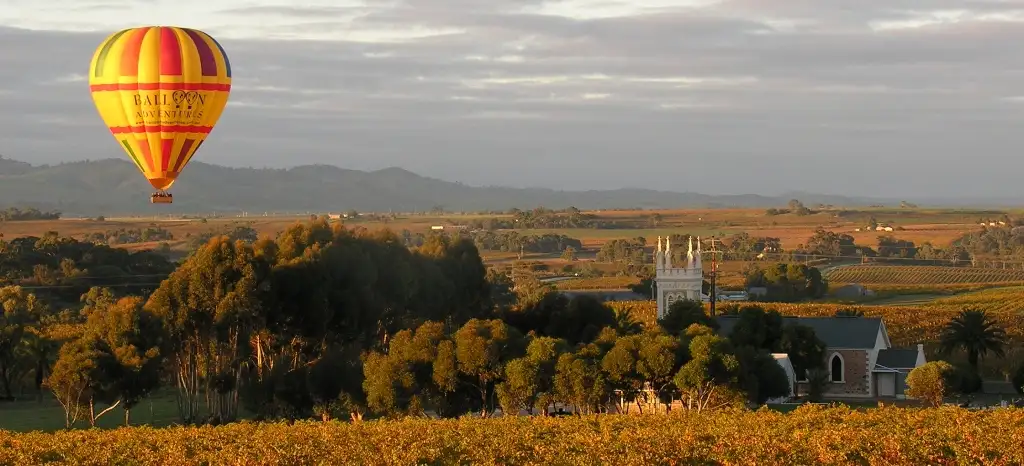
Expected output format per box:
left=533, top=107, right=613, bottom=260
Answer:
left=665, top=236, right=672, bottom=269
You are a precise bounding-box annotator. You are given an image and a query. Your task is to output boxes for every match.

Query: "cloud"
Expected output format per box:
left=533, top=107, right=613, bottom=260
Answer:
left=2, top=0, right=1024, bottom=199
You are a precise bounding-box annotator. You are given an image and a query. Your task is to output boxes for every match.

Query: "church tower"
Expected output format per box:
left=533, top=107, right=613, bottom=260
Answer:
left=654, top=235, right=705, bottom=320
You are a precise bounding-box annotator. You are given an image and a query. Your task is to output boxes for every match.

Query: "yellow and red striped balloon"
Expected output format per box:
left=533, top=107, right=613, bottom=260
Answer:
left=88, top=26, right=231, bottom=191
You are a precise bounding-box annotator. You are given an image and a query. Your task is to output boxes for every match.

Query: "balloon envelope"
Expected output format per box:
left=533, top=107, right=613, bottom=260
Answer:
left=88, top=26, right=231, bottom=191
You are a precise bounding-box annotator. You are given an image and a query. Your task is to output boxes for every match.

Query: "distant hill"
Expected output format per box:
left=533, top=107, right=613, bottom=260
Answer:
left=0, top=156, right=891, bottom=216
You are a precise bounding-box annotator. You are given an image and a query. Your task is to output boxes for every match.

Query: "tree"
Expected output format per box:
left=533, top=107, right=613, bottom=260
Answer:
left=545, top=296, right=616, bottom=345
left=906, top=361, right=958, bottom=407
left=939, top=309, right=1007, bottom=372
left=674, top=327, right=744, bottom=411
left=777, top=324, right=826, bottom=381
left=728, top=306, right=784, bottom=350
left=1012, top=364, right=1024, bottom=395
left=146, top=236, right=270, bottom=423
left=561, top=246, right=578, bottom=261
left=805, top=368, right=830, bottom=402
left=84, top=296, right=165, bottom=425
left=362, top=322, right=450, bottom=416
left=0, top=286, right=45, bottom=399
left=602, top=331, right=684, bottom=413
left=553, top=344, right=609, bottom=414
left=612, top=307, right=643, bottom=336
left=658, top=300, right=714, bottom=336
left=486, top=268, right=515, bottom=310
left=454, top=319, right=525, bottom=416
left=734, top=346, right=791, bottom=404
left=45, top=337, right=102, bottom=428
left=495, top=336, right=567, bottom=416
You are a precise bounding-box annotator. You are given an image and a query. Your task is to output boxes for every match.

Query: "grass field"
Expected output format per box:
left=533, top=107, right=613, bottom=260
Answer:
left=0, top=392, right=182, bottom=432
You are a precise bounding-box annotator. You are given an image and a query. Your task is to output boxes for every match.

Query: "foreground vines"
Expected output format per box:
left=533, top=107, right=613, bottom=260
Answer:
left=0, top=406, right=1020, bottom=465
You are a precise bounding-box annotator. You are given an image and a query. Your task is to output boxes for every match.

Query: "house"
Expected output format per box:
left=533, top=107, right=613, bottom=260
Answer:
left=715, top=316, right=926, bottom=400
left=832, top=283, right=875, bottom=299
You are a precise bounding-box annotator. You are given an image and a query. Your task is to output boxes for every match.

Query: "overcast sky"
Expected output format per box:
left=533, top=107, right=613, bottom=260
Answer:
left=2, top=0, right=1024, bottom=198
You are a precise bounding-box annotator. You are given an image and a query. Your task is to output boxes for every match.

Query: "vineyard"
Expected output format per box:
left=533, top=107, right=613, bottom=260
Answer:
left=553, top=276, right=639, bottom=290
left=931, top=286, right=1024, bottom=314
left=0, top=406, right=1020, bottom=465
left=827, top=265, right=1024, bottom=285
left=611, top=297, right=1024, bottom=348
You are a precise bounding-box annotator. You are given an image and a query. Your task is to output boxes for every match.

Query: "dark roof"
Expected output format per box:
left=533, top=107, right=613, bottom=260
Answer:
left=714, top=316, right=884, bottom=349
left=876, top=349, right=919, bottom=369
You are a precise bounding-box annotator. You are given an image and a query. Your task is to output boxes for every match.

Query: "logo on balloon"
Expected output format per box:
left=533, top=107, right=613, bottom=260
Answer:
left=170, top=91, right=200, bottom=109
left=172, top=91, right=186, bottom=108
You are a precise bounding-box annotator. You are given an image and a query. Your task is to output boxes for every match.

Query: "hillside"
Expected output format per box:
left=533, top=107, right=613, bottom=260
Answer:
left=0, top=156, right=882, bottom=215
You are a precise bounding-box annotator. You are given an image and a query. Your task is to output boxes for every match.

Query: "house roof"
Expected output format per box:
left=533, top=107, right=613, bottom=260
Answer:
left=714, top=316, right=884, bottom=349
left=876, top=348, right=919, bottom=369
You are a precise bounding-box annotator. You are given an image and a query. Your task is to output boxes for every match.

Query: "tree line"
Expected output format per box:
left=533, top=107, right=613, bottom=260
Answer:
left=0, top=207, right=61, bottom=221
left=84, top=227, right=174, bottom=245
left=0, top=232, right=174, bottom=302
left=0, top=218, right=846, bottom=428
left=462, top=207, right=628, bottom=230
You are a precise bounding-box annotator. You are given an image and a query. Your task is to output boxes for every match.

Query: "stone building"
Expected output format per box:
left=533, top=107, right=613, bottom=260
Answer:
left=654, top=235, right=705, bottom=320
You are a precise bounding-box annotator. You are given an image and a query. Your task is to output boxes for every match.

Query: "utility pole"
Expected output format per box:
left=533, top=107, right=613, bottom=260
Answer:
left=706, top=236, right=724, bottom=317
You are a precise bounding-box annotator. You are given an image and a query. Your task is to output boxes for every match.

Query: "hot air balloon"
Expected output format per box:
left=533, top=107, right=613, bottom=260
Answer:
left=88, top=26, right=232, bottom=204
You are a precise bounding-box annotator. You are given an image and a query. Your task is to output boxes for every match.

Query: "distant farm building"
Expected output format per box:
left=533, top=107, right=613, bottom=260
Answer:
left=833, top=283, right=875, bottom=299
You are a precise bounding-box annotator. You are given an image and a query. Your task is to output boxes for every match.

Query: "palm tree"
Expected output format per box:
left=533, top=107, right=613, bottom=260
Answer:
left=613, top=308, right=643, bottom=335
left=939, top=308, right=1007, bottom=371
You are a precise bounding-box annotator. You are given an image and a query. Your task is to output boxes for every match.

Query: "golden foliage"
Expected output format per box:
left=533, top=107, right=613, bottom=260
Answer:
left=0, top=407, right=1021, bottom=465
left=553, top=276, right=639, bottom=290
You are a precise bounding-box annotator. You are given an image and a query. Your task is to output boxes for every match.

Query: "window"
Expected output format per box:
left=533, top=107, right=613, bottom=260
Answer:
left=830, top=353, right=845, bottom=383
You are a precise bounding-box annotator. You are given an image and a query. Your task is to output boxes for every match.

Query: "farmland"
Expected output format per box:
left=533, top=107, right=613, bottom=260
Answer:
left=0, top=407, right=1021, bottom=465
left=0, top=205, right=993, bottom=251
left=827, top=265, right=1024, bottom=285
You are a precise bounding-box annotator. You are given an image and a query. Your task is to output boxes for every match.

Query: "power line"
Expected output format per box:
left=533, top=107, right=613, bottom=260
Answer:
left=12, top=283, right=162, bottom=290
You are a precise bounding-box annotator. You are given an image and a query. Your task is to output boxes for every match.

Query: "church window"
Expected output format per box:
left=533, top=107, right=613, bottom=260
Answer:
left=830, top=353, right=845, bottom=383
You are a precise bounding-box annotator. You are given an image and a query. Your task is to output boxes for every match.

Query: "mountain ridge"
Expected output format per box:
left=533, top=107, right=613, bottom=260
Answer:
left=0, top=155, right=947, bottom=216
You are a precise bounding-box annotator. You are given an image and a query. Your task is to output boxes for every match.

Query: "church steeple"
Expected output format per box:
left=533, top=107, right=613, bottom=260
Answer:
left=656, top=236, right=663, bottom=271
left=694, top=236, right=702, bottom=267
left=665, top=236, right=672, bottom=269
left=653, top=232, right=706, bottom=320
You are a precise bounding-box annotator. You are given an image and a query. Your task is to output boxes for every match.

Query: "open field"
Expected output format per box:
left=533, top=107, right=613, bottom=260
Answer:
left=0, top=407, right=1020, bottom=464
left=0, top=393, right=182, bottom=432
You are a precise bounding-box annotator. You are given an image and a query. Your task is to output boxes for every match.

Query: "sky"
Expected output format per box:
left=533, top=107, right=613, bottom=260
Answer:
left=2, top=0, right=1024, bottom=198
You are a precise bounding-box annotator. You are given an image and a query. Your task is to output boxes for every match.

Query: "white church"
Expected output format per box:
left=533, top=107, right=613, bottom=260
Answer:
left=654, top=236, right=708, bottom=320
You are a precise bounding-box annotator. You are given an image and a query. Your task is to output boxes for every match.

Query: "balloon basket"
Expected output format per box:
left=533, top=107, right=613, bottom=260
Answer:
left=151, top=193, right=173, bottom=204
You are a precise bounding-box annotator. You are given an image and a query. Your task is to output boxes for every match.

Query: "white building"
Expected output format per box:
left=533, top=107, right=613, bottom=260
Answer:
left=654, top=236, right=705, bottom=320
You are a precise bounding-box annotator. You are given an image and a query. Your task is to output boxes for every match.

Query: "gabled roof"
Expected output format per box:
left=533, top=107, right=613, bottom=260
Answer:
left=876, top=348, right=919, bottom=369
left=714, top=316, right=884, bottom=349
